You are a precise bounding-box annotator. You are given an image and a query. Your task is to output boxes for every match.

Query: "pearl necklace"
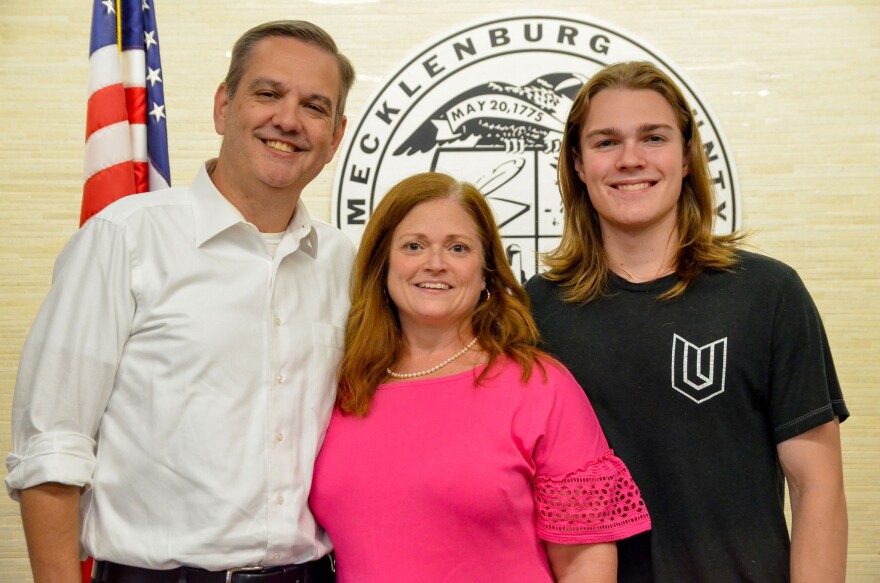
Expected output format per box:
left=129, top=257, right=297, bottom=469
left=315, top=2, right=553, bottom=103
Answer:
left=386, top=337, right=478, bottom=379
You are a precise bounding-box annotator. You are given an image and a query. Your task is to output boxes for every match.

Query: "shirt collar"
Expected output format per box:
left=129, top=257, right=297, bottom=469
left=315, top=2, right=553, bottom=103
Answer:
left=284, top=197, right=319, bottom=259
left=191, top=160, right=318, bottom=258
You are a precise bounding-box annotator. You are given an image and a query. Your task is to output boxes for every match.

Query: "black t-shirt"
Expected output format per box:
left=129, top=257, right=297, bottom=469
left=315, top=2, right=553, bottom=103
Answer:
left=525, top=251, right=848, bottom=583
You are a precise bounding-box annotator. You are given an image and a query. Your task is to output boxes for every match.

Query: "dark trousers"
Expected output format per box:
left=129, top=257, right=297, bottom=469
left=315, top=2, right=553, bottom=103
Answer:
left=91, top=556, right=336, bottom=583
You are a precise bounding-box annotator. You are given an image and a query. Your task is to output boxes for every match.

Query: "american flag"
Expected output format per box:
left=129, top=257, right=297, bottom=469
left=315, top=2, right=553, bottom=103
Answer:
left=82, top=0, right=170, bottom=226
left=80, top=4, right=171, bottom=579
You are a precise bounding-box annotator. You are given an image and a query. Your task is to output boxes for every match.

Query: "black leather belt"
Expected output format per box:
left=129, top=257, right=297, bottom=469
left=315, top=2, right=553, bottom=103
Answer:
left=93, top=556, right=336, bottom=583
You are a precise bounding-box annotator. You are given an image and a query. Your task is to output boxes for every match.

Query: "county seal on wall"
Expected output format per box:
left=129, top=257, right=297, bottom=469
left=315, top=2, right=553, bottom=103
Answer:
left=333, top=14, right=740, bottom=281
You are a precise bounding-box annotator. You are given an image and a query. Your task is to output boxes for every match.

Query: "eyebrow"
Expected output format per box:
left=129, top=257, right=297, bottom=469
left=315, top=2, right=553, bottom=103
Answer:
left=395, top=232, right=478, bottom=241
left=247, top=77, right=284, bottom=93
left=583, top=123, right=676, bottom=140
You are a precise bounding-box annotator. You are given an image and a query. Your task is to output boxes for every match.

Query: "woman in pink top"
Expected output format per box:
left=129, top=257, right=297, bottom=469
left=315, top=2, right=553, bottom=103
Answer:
left=310, top=172, right=650, bottom=582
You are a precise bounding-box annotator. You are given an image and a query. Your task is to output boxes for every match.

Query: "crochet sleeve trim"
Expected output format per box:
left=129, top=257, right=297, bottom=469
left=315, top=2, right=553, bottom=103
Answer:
left=533, top=449, right=652, bottom=544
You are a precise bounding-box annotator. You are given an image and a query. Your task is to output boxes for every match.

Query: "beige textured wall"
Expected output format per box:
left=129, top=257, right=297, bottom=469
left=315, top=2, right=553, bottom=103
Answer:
left=1, top=1, right=877, bottom=581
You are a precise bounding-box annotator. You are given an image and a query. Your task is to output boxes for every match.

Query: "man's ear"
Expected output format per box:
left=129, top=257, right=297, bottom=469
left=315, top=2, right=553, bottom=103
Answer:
left=572, top=148, right=587, bottom=183
left=682, top=142, right=690, bottom=177
left=326, top=115, right=347, bottom=163
left=213, top=83, right=230, bottom=136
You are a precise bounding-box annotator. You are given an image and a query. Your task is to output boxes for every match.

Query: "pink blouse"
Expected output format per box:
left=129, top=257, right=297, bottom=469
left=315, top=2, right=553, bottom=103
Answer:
left=310, top=358, right=650, bottom=582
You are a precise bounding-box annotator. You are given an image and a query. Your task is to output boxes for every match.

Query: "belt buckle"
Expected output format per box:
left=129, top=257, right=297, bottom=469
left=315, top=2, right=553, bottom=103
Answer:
left=225, top=566, right=264, bottom=583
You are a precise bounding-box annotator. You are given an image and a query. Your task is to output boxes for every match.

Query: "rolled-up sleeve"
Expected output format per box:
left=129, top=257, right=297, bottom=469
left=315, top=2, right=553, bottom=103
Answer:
left=6, top=217, right=135, bottom=499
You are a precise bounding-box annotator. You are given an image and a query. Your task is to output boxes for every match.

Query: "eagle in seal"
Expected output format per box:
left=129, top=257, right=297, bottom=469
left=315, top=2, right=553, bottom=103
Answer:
left=393, top=72, right=586, bottom=156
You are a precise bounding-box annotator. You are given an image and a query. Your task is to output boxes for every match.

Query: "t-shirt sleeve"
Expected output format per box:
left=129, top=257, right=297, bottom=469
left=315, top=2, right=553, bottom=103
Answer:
left=527, top=362, right=651, bottom=544
left=768, top=265, right=848, bottom=444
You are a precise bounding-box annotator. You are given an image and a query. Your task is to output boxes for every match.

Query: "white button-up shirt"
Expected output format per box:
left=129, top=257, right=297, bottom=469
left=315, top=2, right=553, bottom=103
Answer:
left=5, top=163, right=354, bottom=570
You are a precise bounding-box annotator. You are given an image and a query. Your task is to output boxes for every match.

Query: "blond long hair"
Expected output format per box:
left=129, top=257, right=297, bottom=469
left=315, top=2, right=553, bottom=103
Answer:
left=338, top=172, right=543, bottom=416
left=545, top=61, right=743, bottom=302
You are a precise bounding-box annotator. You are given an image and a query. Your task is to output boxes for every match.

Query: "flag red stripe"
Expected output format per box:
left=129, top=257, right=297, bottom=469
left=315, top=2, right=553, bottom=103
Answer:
left=133, top=161, right=149, bottom=193
left=85, top=84, right=129, bottom=140
left=125, top=86, right=147, bottom=125
left=81, top=162, right=137, bottom=225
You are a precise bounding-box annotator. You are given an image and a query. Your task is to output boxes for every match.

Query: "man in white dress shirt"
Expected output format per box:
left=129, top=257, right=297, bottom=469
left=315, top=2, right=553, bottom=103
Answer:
left=6, top=20, right=355, bottom=583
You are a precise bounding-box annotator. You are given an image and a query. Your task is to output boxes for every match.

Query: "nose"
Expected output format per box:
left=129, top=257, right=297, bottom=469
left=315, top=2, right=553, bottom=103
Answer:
left=423, top=247, right=447, bottom=271
left=616, top=140, right=646, bottom=170
left=272, top=101, right=304, bottom=134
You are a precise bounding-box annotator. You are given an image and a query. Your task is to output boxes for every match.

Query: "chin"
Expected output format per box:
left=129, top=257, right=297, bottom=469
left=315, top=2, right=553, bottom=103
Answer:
left=258, top=172, right=300, bottom=191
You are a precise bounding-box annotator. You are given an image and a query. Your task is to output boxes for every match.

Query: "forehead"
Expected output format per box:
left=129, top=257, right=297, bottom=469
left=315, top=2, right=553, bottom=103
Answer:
left=240, top=37, right=341, bottom=100
left=395, top=198, right=481, bottom=237
left=583, top=88, right=678, bottom=129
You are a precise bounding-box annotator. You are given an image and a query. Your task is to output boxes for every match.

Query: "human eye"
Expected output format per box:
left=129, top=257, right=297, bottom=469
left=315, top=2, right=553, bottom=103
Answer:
left=305, top=101, right=331, bottom=116
left=646, top=134, right=667, bottom=144
left=402, top=241, right=422, bottom=252
left=449, top=242, right=469, bottom=254
left=592, top=138, right=615, bottom=149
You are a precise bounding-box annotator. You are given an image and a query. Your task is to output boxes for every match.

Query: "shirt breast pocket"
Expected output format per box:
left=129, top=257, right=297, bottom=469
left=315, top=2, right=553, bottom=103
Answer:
left=312, top=322, right=344, bottom=351
left=310, top=323, right=345, bottom=408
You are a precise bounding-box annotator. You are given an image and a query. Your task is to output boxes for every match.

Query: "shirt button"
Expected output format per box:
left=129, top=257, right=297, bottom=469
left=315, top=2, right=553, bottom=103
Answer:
left=274, top=315, right=281, bottom=327
left=275, top=432, right=284, bottom=442
left=276, top=495, right=284, bottom=505
left=275, top=374, right=284, bottom=384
